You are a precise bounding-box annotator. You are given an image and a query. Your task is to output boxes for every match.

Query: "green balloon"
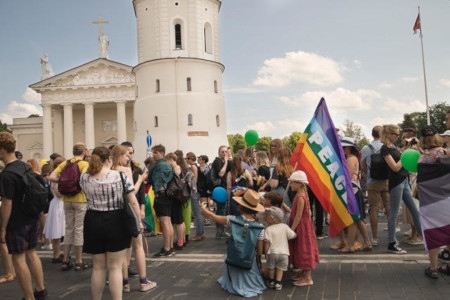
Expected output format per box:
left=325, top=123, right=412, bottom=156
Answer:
left=244, top=130, right=259, bottom=146
left=400, top=149, right=421, bottom=173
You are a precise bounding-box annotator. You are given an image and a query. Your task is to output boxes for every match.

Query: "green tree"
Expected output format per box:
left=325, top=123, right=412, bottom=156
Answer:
left=400, top=102, right=449, bottom=136
left=282, top=131, right=302, bottom=151
left=0, top=120, right=11, bottom=133
left=28, top=114, right=40, bottom=118
left=227, top=134, right=246, bottom=154
left=342, top=119, right=366, bottom=144
left=255, top=136, right=271, bottom=153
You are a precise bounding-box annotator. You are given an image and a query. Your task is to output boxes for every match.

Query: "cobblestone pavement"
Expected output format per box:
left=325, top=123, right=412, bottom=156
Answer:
left=1, top=218, right=450, bottom=299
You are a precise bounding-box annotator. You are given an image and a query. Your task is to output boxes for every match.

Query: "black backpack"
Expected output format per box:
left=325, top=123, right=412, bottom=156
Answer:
left=5, top=162, right=49, bottom=217
left=368, top=144, right=389, bottom=180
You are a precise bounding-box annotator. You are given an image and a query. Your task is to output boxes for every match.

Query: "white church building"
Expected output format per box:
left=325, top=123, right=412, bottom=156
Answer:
left=11, top=0, right=228, bottom=164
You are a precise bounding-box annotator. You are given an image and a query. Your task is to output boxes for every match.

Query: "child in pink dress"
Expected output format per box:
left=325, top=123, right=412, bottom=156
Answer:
left=288, top=171, right=319, bottom=287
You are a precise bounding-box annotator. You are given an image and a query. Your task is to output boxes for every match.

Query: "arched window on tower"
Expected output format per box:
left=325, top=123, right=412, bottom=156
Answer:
left=216, top=115, right=220, bottom=127
left=156, top=79, right=160, bottom=93
left=204, top=23, right=212, bottom=54
left=188, top=114, right=193, bottom=126
left=175, top=24, right=182, bottom=50
left=154, top=116, right=159, bottom=127
left=187, top=77, right=192, bottom=91
left=214, top=80, right=218, bottom=93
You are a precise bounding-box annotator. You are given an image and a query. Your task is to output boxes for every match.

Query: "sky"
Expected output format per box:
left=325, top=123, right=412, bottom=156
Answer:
left=1, top=0, right=450, bottom=140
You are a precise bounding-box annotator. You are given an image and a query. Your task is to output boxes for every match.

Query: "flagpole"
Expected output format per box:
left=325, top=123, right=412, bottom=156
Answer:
left=417, top=6, right=430, bottom=125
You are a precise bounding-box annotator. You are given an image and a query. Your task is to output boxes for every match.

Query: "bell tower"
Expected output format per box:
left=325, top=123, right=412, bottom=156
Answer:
left=132, top=0, right=228, bottom=161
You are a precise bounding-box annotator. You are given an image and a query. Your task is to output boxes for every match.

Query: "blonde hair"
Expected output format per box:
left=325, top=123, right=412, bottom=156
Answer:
left=381, top=124, right=399, bottom=146
left=420, top=133, right=443, bottom=150
left=256, top=151, right=270, bottom=168
left=111, top=145, right=128, bottom=170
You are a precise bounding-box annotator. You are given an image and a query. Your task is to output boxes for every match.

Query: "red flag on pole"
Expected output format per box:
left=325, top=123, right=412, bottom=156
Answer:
left=413, top=13, right=421, bottom=34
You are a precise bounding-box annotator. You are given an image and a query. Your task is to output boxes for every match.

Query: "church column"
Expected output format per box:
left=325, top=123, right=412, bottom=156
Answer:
left=63, top=103, right=73, bottom=158
left=84, top=102, right=95, bottom=150
left=42, top=103, right=53, bottom=159
left=116, top=101, right=127, bottom=143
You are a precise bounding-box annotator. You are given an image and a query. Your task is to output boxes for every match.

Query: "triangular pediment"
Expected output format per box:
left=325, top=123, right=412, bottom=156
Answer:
left=30, top=58, right=134, bottom=92
left=102, top=136, right=118, bottom=145
left=28, top=142, right=43, bottom=150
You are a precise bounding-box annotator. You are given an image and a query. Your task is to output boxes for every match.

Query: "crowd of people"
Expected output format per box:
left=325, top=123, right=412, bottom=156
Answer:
left=1, top=110, right=450, bottom=299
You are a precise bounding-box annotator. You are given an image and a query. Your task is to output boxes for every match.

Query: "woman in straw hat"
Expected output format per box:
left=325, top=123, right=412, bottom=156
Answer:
left=201, top=189, right=266, bottom=297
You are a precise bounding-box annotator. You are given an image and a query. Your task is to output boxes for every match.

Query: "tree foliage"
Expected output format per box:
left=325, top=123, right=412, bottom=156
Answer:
left=254, top=136, right=271, bottom=153
left=28, top=114, right=40, bottom=118
left=342, top=120, right=366, bottom=144
left=399, top=102, right=449, bottom=136
left=282, top=131, right=302, bottom=151
left=0, top=120, right=11, bottom=133
left=227, top=134, right=246, bottom=154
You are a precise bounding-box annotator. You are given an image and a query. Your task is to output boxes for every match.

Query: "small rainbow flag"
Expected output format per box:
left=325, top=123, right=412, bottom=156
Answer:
left=290, top=98, right=359, bottom=237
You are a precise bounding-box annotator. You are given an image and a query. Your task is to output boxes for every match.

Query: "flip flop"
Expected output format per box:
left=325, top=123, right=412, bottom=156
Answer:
left=293, top=278, right=313, bottom=287
left=190, top=235, right=204, bottom=241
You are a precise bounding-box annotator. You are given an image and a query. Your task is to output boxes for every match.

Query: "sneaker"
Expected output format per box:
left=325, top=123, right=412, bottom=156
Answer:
left=190, top=223, right=196, bottom=229
left=316, top=233, right=328, bottom=240
left=216, top=232, right=230, bottom=239
left=371, top=239, right=378, bottom=246
left=403, top=229, right=412, bottom=236
left=424, top=267, right=438, bottom=279
left=267, top=280, right=275, bottom=288
left=407, top=237, right=424, bottom=245
left=163, top=248, right=175, bottom=257
left=34, top=288, right=48, bottom=300
left=439, top=249, right=450, bottom=261
left=173, top=243, right=184, bottom=250
left=140, top=280, right=157, bottom=292
left=128, top=268, right=139, bottom=277
left=330, top=241, right=346, bottom=250
left=204, top=219, right=211, bottom=226
left=274, top=283, right=282, bottom=291
left=396, top=226, right=401, bottom=233
left=123, top=284, right=130, bottom=293
left=41, top=244, right=52, bottom=250
left=152, top=248, right=167, bottom=258
left=387, top=243, right=407, bottom=254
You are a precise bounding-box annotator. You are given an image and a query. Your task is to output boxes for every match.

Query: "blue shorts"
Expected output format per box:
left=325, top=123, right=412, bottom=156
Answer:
left=5, top=220, right=39, bottom=254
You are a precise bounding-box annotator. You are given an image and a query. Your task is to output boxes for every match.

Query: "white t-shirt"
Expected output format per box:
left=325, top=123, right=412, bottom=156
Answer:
left=264, top=223, right=297, bottom=255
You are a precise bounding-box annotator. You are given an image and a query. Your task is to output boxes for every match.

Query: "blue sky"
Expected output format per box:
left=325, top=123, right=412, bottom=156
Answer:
left=1, top=0, right=450, bottom=139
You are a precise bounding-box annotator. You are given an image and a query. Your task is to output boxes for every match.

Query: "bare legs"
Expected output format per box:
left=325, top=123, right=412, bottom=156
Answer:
left=91, top=250, right=125, bottom=300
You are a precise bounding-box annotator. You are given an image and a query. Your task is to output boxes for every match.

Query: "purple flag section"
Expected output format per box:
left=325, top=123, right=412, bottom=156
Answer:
left=417, top=162, right=450, bottom=250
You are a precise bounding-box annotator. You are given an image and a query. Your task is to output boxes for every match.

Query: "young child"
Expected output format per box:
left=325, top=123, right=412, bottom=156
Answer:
left=288, top=171, right=320, bottom=287
left=263, top=206, right=297, bottom=291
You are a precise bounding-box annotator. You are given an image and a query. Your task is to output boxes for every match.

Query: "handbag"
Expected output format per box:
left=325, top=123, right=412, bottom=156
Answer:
left=119, top=172, right=140, bottom=238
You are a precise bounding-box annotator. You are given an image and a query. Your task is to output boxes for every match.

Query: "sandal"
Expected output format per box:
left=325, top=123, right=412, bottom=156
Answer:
left=0, top=273, right=15, bottom=284
left=190, top=235, right=204, bottom=241
left=74, top=261, right=93, bottom=271
left=361, top=244, right=373, bottom=252
left=293, top=278, right=314, bottom=287
left=52, top=254, right=64, bottom=264
left=438, top=264, right=450, bottom=275
left=61, top=260, right=74, bottom=271
left=338, top=246, right=355, bottom=253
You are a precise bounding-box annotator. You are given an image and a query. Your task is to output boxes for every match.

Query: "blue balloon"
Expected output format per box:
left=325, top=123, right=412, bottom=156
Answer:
left=212, top=187, right=228, bottom=203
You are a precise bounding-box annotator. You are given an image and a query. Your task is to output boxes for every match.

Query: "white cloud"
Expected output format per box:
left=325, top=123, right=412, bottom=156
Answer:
left=381, top=97, right=425, bottom=113
left=244, top=121, right=276, bottom=133
left=279, top=87, right=378, bottom=111
left=278, top=119, right=306, bottom=131
left=401, top=76, right=420, bottom=83
left=439, top=78, right=450, bottom=88
left=378, top=82, right=393, bottom=89
left=353, top=59, right=362, bottom=69
left=223, top=87, right=261, bottom=94
left=22, top=87, right=42, bottom=104
left=253, top=51, right=344, bottom=88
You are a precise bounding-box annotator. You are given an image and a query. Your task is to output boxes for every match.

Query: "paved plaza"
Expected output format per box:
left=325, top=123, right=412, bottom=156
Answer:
left=1, top=217, right=450, bottom=299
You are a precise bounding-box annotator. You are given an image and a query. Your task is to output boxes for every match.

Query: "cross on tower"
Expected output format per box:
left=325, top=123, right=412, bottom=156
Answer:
left=92, top=14, right=109, bottom=36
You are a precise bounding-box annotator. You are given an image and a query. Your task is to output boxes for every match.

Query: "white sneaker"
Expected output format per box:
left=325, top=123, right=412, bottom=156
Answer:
left=403, top=229, right=412, bottom=236
left=41, top=244, right=53, bottom=250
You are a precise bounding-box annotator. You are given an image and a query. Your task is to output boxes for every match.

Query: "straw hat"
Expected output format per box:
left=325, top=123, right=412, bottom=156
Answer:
left=232, top=189, right=265, bottom=212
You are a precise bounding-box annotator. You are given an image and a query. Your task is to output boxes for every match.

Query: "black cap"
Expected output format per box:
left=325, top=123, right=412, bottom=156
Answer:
left=421, top=125, right=438, bottom=137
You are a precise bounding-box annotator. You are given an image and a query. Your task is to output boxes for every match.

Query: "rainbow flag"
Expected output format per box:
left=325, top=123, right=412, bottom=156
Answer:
left=290, top=98, right=359, bottom=237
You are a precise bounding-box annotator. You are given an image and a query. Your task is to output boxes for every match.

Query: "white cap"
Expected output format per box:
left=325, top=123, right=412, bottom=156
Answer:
left=288, top=170, right=309, bottom=184
left=440, top=130, right=450, bottom=137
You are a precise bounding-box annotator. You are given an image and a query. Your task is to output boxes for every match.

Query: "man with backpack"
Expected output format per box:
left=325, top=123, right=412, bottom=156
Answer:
left=48, top=142, right=89, bottom=272
left=361, top=126, right=390, bottom=247
left=0, top=132, right=48, bottom=300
